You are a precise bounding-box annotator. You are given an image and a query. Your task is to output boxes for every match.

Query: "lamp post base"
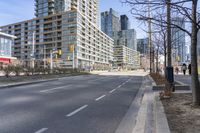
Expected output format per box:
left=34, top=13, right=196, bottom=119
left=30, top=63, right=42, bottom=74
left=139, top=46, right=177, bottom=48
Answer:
left=165, top=66, right=175, bottom=92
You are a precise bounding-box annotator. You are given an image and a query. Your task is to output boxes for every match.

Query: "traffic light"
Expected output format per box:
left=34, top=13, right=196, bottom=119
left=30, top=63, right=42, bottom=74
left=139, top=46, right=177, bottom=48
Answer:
left=58, top=50, right=62, bottom=55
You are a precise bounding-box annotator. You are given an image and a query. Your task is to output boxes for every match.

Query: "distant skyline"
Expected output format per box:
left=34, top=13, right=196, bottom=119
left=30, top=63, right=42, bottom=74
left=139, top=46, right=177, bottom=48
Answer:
left=0, top=0, right=147, bottom=38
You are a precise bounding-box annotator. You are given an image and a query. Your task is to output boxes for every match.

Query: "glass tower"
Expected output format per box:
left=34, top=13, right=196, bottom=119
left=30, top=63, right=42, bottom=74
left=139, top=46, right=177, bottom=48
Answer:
left=120, top=15, right=130, bottom=30
left=101, top=8, right=120, bottom=38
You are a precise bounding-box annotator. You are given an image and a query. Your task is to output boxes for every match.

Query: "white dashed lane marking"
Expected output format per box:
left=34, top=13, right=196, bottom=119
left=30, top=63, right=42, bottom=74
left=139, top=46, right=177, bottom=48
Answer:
left=109, top=89, right=116, bottom=94
left=40, top=85, right=71, bottom=93
left=66, top=105, right=88, bottom=117
left=34, top=128, right=48, bottom=133
left=95, top=95, right=106, bottom=101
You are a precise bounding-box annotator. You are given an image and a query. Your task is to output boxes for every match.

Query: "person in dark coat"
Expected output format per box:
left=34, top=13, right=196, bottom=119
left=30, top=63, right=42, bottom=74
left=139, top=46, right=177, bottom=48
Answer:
left=182, top=63, right=187, bottom=75
left=188, top=64, right=191, bottom=75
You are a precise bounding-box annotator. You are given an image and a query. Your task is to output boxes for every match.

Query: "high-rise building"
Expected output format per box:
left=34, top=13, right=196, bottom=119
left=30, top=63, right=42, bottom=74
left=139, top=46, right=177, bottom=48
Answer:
left=113, top=29, right=137, bottom=51
left=171, top=17, right=186, bottom=63
left=35, top=0, right=70, bottom=17
left=0, top=0, right=113, bottom=69
left=35, top=0, right=99, bottom=25
left=101, top=8, right=120, bottom=37
left=137, top=38, right=149, bottom=55
left=120, top=15, right=129, bottom=30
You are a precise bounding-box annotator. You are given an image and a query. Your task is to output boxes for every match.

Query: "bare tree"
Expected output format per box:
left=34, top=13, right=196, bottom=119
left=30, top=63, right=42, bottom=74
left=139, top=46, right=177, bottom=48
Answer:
left=121, top=0, right=200, bottom=105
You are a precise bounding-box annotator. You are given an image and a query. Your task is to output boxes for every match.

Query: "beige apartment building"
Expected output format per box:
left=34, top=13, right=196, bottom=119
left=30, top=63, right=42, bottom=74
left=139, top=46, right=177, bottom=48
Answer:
left=114, top=45, right=140, bottom=70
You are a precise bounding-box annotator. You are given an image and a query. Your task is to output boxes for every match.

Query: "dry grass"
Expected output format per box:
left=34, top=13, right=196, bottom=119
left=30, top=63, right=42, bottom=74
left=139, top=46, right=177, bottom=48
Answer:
left=150, top=73, right=167, bottom=85
left=162, top=93, right=200, bottom=133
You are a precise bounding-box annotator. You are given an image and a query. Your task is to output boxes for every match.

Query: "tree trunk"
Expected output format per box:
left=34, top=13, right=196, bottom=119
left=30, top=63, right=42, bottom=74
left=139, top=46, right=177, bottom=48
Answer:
left=191, top=0, right=200, bottom=106
left=167, top=0, right=172, bottom=67
left=156, top=48, right=159, bottom=73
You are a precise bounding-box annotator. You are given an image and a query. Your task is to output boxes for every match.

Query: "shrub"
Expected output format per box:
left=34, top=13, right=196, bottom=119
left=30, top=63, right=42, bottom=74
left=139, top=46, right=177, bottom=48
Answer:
left=3, top=65, right=14, bottom=78
left=13, top=65, right=23, bottom=76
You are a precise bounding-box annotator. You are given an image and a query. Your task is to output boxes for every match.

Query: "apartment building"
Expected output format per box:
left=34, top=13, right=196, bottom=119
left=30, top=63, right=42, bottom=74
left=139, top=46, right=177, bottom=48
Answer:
left=114, top=45, right=140, bottom=69
left=35, top=0, right=99, bottom=25
left=0, top=0, right=113, bottom=69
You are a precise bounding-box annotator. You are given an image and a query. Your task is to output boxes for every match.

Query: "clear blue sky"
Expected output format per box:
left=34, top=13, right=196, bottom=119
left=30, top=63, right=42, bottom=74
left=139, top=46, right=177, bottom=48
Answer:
left=0, top=0, right=146, bottom=38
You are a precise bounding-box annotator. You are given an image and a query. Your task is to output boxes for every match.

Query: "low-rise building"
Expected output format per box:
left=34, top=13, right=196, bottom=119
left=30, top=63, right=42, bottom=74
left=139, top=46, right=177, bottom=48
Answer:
left=0, top=32, right=17, bottom=67
left=113, top=45, right=140, bottom=70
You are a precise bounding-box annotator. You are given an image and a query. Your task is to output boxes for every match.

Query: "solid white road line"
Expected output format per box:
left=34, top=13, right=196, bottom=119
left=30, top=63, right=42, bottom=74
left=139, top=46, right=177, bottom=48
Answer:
left=95, top=95, right=106, bottom=101
left=34, top=128, right=48, bottom=133
left=40, top=85, right=70, bottom=93
left=118, top=85, right=122, bottom=88
left=109, top=89, right=116, bottom=93
left=66, top=105, right=88, bottom=117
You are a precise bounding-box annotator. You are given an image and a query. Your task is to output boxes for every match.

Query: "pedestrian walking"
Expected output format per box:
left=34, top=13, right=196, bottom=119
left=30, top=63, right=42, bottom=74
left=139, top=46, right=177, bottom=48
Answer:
left=188, top=64, right=191, bottom=75
left=182, top=63, right=187, bottom=75
left=175, top=67, right=179, bottom=75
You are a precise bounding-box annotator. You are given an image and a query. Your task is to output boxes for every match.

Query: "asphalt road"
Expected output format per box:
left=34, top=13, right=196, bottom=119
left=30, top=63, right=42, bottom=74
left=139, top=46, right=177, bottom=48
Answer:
left=0, top=73, right=144, bottom=133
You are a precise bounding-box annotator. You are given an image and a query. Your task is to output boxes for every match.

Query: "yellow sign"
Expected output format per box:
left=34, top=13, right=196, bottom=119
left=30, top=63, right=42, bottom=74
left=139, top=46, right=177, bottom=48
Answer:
left=47, top=58, right=51, bottom=63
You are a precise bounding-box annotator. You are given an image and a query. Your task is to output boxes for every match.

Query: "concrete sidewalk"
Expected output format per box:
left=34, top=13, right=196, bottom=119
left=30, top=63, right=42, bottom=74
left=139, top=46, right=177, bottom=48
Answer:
left=132, top=75, right=170, bottom=133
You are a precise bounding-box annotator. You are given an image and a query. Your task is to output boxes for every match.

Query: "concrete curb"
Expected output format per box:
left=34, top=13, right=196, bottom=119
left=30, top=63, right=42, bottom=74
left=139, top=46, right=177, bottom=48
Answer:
left=154, top=92, right=171, bottom=133
left=175, top=80, right=187, bottom=85
left=0, top=78, right=58, bottom=89
left=0, top=73, right=91, bottom=89
left=115, top=75, right=156, bottom=133
left=149, top=75, right=171, bottom=133
left=153, top=85, right=190, bottom=91
left=148, top=75, right=156, bottom=86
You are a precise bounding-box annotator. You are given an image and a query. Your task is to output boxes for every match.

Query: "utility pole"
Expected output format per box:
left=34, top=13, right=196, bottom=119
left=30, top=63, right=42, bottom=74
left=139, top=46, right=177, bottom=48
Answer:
left=148, top=0, right=153, bottom=73
left=32, top=31, right=35, bottom=69
left=73, top=46, right=75, bottom=69
left=44, top=45, right=46, bottom=68
left=166, top=0, right=174, bottom=91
